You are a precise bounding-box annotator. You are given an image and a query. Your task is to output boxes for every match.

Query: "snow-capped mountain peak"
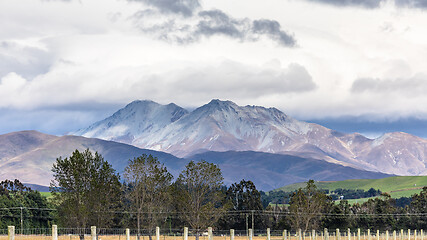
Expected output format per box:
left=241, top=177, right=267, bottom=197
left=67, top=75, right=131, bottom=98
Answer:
left=74, top=99, right=427, bottom=177
left=72, top=100, right=188, bottom=142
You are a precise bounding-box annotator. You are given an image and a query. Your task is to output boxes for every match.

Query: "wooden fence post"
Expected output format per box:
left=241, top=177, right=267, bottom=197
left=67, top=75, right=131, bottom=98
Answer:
left=325, top=229, right=329, bottom=240
left=52, top=225, right=58, bottom=240
left=231, top=229, right=235, bottom=240
left=283, top=230, right=287, bottom=240
left=415, top=230, right=417, bottom=240
left=208, top=227, right=213, bottom=240
left=409, top=230, right=411, bottom=240
left=156, top=227, right=160, bottom=240
left=393, top=231, right=396, bottom=240
left=348, top=229, right=351, bottom=240
left=8, top=226, right=15, bottom=240
left=91, top=226, right=96, bottom=240
left=184, top=227, right=188, bottom=240
left=313, top=230, right=316, bottom=240
left=126, top=228, right=130, bottom=240
left=358, top=229, right=360, bottom=240
left=421, top=230, right=423, bottom=240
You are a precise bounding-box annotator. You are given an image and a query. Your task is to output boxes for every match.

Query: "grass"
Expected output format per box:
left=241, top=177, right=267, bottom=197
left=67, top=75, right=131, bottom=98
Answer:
left=275, top=176, right=427, bottom=199
left=40, top=192, right=53, bottom=199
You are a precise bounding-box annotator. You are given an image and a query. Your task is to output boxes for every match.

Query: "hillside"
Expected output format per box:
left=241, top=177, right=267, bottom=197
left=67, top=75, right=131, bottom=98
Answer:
left=0, top=131, right=392, bottom=191
left=0, top=131, right=186, bottom=186
left=189, top=151, right=391, bottom=190
left=276, top=176, right=427, bottom=198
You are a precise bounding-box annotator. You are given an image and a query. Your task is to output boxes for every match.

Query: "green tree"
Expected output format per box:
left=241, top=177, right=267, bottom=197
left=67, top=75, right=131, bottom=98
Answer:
left=409, top=187, right=427, bottom=229
left=288, top=180, right=330, bottom=231
left=124, top=154, right=173, bottom=240
left=50, top=149, right=121, bottom=239
left=219, top=180, right=263, bottom=230
left=174, top=160, right=226, bottom=240
left=0, top=179, right=53, bottom=229
left=322, top=200, right=352, bottom=230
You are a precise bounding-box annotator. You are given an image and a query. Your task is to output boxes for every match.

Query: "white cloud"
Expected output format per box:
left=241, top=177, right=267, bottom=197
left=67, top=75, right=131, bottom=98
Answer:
left=1, top=0, right=427, bottom=135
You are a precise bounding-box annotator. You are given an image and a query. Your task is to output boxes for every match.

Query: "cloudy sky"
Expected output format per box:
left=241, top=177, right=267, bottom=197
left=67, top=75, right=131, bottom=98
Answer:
left=1, top=0, right=427, bottom=138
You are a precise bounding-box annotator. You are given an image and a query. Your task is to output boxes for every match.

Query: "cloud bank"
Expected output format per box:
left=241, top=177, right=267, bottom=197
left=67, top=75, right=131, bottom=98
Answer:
left=351, top=74, right=427, bottom=96
left=0, top=60, right=315, bottom=109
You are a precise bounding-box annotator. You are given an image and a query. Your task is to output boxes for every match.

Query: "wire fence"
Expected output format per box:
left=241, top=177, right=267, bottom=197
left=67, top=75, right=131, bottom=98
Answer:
left=0, top=228, right=427, bottom=240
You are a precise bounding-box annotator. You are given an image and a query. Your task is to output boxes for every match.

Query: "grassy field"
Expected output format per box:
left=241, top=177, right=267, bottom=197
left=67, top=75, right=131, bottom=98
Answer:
left=275, top=176, right=427, bottom=199
left=40, top=192, right=52, bottom=198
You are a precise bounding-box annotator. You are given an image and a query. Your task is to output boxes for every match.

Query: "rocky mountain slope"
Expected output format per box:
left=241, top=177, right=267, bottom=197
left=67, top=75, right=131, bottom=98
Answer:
left=0, top=131, right=391, bottom=190
left=74, top=99, right=427, bottom=176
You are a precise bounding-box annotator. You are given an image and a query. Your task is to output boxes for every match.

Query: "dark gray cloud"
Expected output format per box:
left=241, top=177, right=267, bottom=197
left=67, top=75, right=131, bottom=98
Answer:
left=252, top=19, right=296, bottom=47
left=130, top=0, right=200, bottom=16
left=132, top=9, right=296, bottom=47
left=306, top=0, right=385, bottom=8
left=351, top=74, right=427, bottom=95
left=196, top=10, right=246, bottom=39
left=196, top=12, right=296, bottom=46
left=395, top=0, right=427, bottom=8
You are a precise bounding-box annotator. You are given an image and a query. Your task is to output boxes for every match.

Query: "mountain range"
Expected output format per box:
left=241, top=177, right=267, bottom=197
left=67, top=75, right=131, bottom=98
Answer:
left=0, top=130, right=390, bottom=190
left=1, top=99, right=426, bottom=191
left=74, top=99, right=427, bottom=176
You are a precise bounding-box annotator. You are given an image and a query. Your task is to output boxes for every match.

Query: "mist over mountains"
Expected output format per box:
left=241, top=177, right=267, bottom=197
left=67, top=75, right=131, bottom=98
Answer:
left=74, top=99, right=427, bottom=176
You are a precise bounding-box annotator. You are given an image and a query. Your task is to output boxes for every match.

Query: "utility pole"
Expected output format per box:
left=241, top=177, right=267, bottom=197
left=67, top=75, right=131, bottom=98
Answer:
left=251, top=210, right=254, bottom=232
left=246, top=213, right=249, bottom=237
left=20, top=206, right=23, bottom=235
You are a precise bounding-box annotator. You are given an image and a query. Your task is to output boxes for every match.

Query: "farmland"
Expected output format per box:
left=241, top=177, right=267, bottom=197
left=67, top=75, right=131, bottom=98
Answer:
left=275, top=176, right=427, bottom=198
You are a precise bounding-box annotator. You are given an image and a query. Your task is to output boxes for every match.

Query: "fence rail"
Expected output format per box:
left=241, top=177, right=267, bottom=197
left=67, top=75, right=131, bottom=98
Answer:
left=0, top=227, right=426, bottom=240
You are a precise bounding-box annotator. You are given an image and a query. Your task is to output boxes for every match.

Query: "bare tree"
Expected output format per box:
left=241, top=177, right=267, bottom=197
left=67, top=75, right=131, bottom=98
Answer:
left=124, top=154, right=173, bottom=240
left=288, top=180, right=330, bottom=231
left=174, top=160, right=226, bottom=240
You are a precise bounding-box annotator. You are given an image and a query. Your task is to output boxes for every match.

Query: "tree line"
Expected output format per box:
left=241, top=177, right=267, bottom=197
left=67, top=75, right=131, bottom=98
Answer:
left=0, top=179, right=52, bottom=229
left=261, top=188, right=383, bottom=206
left=2, top=148, right=427, bottom=238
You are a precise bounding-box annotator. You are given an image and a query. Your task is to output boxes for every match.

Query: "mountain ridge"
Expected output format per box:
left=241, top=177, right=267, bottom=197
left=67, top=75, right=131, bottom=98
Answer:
left=0, top=130, right=391, bottom=191
left=74, top=99, right=427, bottom=176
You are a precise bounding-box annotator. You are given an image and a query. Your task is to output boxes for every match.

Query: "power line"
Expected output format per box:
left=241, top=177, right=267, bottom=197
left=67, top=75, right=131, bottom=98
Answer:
left=3, top=207, right=427, bottom=217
